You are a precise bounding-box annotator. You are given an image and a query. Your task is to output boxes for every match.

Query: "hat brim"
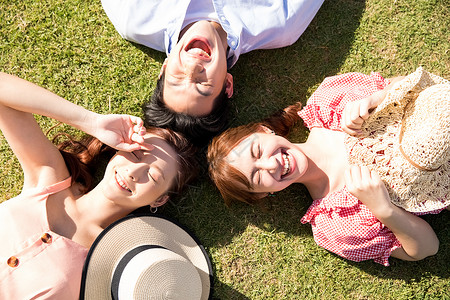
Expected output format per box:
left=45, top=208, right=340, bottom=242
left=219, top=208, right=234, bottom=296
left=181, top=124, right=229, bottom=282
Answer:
left=80, top=213, right=213, bottom=299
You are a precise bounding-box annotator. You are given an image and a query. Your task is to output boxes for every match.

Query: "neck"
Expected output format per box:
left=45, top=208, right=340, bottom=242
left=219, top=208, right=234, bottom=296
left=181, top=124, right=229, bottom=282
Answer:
left=76, top=186, right=135, bottom=230
left=210, top=21, right=228, bottom=49
left=294, top=143, right=330, bottom=199
left=294, top=128, right=348, bottom=199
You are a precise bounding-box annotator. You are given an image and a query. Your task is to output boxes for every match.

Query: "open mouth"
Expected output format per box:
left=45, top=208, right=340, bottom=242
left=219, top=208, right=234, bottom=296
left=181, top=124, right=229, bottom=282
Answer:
left=281, top=149, right=293, bottom=179
left=184, top=37, right=212, bottom=60
left=115, top=172, right=132, bottom=193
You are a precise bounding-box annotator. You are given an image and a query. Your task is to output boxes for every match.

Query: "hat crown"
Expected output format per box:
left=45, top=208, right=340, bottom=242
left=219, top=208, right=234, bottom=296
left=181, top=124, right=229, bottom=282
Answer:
left=114, top=247, right=202, bottom=299
left=400, top=83, right=450, bottom=170
left=80, top=214, right=212, bottom=300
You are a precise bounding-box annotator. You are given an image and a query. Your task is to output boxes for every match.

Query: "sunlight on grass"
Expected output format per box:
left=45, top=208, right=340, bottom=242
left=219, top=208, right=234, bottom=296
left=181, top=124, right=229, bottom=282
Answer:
left=1, top=0, right=449, bottom=298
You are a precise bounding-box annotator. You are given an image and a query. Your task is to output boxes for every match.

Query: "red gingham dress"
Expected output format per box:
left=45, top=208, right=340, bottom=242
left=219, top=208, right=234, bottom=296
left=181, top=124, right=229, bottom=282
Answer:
left=298, top=72, right=442, bottom=266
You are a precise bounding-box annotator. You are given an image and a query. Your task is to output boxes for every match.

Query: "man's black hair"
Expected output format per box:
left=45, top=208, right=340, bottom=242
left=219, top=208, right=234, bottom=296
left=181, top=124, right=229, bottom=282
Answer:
left=143, top=72, right=231, bottom=147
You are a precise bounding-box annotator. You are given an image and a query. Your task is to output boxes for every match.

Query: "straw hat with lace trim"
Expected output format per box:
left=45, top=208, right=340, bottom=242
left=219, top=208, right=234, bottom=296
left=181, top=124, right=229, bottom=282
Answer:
left=345, top=67, right=450, bottom=213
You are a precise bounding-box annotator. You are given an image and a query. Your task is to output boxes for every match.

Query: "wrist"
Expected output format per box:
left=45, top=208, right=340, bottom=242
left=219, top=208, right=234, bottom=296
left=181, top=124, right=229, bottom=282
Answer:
left=74, top=110, right=99, bottom=136
left=370, top=201, right=396, bottom=221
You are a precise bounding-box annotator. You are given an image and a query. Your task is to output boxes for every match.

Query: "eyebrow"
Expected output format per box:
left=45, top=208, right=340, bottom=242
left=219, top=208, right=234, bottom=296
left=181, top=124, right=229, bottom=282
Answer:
left=140, top=150, right=166, bottom=182
left=165, top=77, right=213, bottom=97
left=154, top=165, right=166, bottom=182
left=249, top=141, right=258, bottom=186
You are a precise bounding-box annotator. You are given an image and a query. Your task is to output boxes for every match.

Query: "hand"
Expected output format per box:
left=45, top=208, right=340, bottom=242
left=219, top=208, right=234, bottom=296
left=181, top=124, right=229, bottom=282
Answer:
left=93, top=114, right=154, bottom=152
left=340, top=91, right=385, bottom=136
left=341, top=76, right=406, bottom=136
left=344, top=165, right=393, bottom=217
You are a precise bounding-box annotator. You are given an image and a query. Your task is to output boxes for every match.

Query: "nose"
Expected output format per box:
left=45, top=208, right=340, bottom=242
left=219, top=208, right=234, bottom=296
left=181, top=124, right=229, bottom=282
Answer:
left=183, top=60, right=204, bottom=79
left=126, top=163, right=148, bottom=181
left=256, top=156, right=278, bottom=174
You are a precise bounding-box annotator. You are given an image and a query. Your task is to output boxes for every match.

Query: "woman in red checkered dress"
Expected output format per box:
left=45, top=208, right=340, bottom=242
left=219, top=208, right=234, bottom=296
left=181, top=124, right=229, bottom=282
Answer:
left=207, top=71, right=448, bottom=266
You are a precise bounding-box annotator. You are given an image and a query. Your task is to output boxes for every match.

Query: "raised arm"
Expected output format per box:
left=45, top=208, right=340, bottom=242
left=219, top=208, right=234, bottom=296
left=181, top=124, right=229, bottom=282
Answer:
left=345, top=165, right=439, bottom=261
left=0, top=72, right=150, bottom=188
left=0, top=73, right=150, bottom=150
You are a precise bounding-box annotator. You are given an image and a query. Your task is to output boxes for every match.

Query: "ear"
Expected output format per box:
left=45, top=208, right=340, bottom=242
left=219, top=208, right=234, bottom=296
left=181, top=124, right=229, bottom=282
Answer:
left=225, top=73, right=233, bottom=98
left=258, top=125, right=275, bottom=135
left=152, top=194, right=170, bottom=208
left=158, top=58, right=169, bottom=79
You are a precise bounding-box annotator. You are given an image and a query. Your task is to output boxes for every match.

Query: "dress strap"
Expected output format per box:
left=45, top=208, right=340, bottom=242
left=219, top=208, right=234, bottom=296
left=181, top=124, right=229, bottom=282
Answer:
left=42, top=177, right=72, bottom=195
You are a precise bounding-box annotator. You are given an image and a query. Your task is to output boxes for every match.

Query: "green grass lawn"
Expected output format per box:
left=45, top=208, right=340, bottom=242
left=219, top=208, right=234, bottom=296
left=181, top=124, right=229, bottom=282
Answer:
left=1, top=0, right=449, bottom=298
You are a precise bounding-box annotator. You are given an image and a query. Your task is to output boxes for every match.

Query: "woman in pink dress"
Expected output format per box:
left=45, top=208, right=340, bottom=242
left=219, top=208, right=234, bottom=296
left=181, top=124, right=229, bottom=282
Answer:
left=0, top=72, right=196, bottom=299
left=207, top=68, right=449, bottom=266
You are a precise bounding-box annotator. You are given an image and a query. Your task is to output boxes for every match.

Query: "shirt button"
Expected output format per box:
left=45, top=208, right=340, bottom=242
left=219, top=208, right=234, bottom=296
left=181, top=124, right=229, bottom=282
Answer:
left=231, top=41, right=236, bottom=47
left=7, top=256, right=19, bottom=267
left=41, top=233, right=53, bottom=244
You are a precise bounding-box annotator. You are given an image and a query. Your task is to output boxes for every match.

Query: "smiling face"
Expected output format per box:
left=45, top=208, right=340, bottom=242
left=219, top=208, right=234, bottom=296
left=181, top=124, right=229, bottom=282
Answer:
left=225, top=132, right=308, bottom=195
left=162, top=20, right=232, bottom=116
left=102, top=133, right=179, bottom=209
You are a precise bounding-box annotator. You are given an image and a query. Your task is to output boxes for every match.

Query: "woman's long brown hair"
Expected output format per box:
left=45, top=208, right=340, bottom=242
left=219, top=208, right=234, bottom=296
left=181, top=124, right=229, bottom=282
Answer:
left=54, top=127, right=198, bottom=196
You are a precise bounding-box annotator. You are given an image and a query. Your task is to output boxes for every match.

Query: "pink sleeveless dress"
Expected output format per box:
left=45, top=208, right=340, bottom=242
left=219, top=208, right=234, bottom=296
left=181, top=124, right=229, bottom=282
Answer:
left=0, top=177, right=88, bottom=299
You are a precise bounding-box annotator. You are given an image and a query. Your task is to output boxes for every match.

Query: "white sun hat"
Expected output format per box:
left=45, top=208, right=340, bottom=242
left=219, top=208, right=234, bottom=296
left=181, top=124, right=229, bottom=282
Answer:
left=80, top=213, right=213, bottom=299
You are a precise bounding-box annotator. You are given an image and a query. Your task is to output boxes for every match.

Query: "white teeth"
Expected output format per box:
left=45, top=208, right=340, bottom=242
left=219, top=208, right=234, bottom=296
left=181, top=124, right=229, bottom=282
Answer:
left=282, top=153, right=290, bottom=176
left=116, top=174, right=131, bottom=192
left=187, top=48, right=210, bottom=57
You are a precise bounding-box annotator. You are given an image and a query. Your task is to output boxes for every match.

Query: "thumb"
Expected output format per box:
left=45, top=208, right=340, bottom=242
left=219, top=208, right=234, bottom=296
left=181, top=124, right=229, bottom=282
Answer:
left=359, top=99, right=372, bottom=120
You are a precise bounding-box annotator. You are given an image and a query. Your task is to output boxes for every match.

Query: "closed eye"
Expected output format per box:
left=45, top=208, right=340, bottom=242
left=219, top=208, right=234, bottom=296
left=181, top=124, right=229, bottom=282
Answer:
left=149, top=166, right=165, bottom=184
left=149, top=172, right=156, bottom=182
left=196, top=83, right=213, bottom=97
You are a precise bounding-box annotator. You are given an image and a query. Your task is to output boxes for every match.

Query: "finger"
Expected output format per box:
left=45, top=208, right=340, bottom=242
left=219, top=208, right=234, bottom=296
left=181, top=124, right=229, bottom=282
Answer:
left=342, top=113, right=363, bottom=135
left=344, top=168, right=354, bottom=189
left=350, top=102, right=363, bottom=123
left=359, top=99, right=372, bottom=120
left=370, top=169, right=380, bottom=180
left=131, top=133, right=155, bottom=151
left=115, top=143, right=141, bottom=152
left=128, top=115, right=144, bottom=127
left=133, top=124, right=146, bottom=136
left=349, top=165, right=362, bottom=188
left=342, top=126, right=361, bottom=136
left=341, top=105, right=357, bottom=134
left=341, top=122, right=361, bottom=136
left=370, top=169, right=382, bottom=185
left=346, top=103, right=364, bottom=130
left=130, top=133, right=154, bottom=151
left=347, top=117, right=364, bottom=130
left=360, top=165, right=372, bottom=182
left=131, top=132, right=144, bottom=144
left=138, top=143, right=155, bottom=151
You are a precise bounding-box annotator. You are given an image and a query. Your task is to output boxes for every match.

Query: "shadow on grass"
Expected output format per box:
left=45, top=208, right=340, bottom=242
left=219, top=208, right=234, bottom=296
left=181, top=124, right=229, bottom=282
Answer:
left=211, top=281, right=251, bottom=300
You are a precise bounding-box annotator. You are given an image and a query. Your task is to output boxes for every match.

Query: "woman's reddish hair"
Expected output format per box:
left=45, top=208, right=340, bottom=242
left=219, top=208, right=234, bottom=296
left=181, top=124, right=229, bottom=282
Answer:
left=207, top=102, right=303, bottom=206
